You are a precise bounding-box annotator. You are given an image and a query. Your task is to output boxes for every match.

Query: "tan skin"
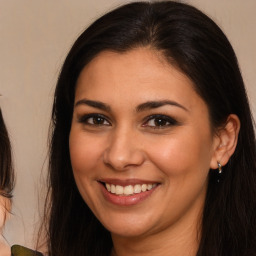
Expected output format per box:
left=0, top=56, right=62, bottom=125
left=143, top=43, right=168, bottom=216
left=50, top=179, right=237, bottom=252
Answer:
left=69, top=48, right=240, bottom=256
left=0, top=196, right=11, bottom=256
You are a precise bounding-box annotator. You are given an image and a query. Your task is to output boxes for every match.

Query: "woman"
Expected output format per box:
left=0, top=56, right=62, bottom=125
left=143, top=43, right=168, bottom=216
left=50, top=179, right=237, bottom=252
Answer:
left=0, top=109, right=43, bottom=256
left=42, top=1, right=256, bottom=256
left=0, top=108, right=14, bottom=256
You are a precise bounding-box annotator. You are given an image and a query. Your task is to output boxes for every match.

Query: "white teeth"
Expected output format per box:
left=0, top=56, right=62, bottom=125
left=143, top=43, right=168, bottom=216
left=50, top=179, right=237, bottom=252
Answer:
left=134, top=184, right=142, bottom=193
left=141, top=184, right=147, bottom=192
left=106, top=183, right=111, bottom=192
left=111, top=184, right=116, bottom=193
left=105, top=183, right=157, bottom=196
left=124, top=185, right=133, bottom=195
left=147, top=184, right=153, bottom=190
left=115, top=185, right=123, bottom=195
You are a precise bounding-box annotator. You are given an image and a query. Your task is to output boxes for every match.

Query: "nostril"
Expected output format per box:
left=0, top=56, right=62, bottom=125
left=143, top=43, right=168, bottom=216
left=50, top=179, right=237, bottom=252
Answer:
left=102, top=135, right=145, bottom=171
left=103, top=150, right=145, bottom=171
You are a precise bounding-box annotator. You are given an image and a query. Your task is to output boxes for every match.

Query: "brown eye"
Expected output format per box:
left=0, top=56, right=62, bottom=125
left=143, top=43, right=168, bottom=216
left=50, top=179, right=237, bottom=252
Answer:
left=78, top=114, right=111, bottom=126
left=89, top=116, right=107, bottom=125
left=143, top=114, right=178, bottom=129
left=152, top=118, right=168, bottom=126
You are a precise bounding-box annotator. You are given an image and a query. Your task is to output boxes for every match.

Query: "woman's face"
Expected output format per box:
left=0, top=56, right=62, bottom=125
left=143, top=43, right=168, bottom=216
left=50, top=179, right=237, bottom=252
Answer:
left=69, top=48, right=219, bottom=238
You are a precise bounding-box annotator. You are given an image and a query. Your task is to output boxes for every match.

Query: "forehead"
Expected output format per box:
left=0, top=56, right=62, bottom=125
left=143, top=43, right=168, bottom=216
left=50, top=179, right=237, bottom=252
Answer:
left=76, top=48, right=194, bottom=95
left=75, top=48, right=208, bottom=115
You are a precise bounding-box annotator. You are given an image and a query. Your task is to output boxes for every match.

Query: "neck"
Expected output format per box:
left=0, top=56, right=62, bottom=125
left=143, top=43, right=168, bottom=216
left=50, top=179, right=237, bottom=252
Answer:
left=111, top=212, right=201, bottom=256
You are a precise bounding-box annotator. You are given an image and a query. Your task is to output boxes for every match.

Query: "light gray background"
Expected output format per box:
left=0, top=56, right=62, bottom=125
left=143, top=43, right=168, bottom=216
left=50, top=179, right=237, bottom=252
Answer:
left=0, top=0, right=255, bottom=249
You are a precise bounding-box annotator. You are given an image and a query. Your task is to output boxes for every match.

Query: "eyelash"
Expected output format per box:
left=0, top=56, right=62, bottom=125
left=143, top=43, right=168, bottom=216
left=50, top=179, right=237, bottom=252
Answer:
left=77, top=113, right=178, bottom=129
left=77, top=114, right=111, bottom=126
left=142, top=114, right=178, bottom=129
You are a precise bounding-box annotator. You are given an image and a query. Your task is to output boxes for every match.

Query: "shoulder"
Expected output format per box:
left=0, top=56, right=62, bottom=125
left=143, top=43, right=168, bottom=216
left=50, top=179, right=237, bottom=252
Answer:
left=11, top=245, right=43, bottom=256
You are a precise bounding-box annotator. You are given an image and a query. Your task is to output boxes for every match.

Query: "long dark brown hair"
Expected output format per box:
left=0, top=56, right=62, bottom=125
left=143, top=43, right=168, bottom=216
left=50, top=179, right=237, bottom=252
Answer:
left=43, top=1, right=256, bottom=255
left=0, top=108, right=14, bottom=199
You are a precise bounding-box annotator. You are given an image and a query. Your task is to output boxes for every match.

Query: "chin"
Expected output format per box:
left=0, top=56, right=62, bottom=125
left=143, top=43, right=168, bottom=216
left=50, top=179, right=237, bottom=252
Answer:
left=99, top=214, right=156, bottom=238
left=109, top=226, right=150, bottom=238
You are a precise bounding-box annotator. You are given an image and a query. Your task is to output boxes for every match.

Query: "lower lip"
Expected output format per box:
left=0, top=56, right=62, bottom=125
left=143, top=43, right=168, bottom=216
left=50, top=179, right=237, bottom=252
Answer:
left=99, top=183, right=158, bottom=206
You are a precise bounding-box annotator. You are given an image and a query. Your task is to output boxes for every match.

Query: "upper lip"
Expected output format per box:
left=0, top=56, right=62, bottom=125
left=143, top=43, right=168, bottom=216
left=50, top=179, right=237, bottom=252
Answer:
left=98, top=178, right=160, bottom=186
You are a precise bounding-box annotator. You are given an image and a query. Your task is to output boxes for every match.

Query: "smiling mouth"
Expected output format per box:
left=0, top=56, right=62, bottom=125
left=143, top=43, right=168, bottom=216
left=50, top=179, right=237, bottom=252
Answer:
left=105, top=183, right=158, bottom=196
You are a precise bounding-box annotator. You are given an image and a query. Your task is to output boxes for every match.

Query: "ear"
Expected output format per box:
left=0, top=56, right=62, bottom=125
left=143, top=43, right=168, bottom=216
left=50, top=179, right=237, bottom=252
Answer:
left=210, top=114, right=240, bottom=169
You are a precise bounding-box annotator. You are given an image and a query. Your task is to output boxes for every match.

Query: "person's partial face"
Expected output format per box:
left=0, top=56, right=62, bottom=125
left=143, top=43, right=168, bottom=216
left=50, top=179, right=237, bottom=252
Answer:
left=69, top=48, right=219, bottom=238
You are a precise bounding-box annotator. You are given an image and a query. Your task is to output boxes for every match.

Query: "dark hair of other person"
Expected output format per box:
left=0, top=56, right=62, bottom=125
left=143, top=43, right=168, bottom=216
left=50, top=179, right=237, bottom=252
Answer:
left=41, top=1, right=256, bottom=256
left=0, top=109, right=14, bottom=200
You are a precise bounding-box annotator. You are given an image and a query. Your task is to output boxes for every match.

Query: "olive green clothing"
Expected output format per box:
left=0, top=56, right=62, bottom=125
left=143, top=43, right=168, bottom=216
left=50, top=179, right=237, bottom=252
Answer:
left=11, top=245, right=43, bottom=256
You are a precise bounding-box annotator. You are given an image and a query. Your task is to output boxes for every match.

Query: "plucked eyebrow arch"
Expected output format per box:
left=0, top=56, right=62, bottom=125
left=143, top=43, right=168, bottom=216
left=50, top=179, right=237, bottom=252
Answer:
left=136, top=100, right=188, bottom=112
left=75, top=99, right=111, bottom=112
left=74, top=99, right=188, bottom=112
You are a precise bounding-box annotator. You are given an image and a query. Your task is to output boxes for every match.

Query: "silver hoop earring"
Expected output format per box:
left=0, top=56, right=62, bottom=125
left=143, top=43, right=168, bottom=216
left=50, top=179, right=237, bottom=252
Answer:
left=217, top=162, right=222, bottom=174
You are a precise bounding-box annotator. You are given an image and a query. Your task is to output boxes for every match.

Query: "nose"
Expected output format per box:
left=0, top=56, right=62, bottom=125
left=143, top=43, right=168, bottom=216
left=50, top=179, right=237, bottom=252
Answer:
left=103, top=127, right=145, bottom=171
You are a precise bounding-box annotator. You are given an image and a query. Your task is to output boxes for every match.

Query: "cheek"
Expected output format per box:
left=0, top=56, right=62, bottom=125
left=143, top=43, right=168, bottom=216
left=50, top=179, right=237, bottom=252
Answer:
left=69, top=130, right=103, bottom=178
left=69, top=130, right=103, bottom=207
left=146, top=131, right=213, bottom=177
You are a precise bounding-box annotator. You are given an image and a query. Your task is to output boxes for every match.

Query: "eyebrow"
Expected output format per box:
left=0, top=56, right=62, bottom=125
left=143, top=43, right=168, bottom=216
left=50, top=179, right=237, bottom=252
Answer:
left=75, top=99, right=111, bottom=112
left=74, top=99, right=188, bottom=112
left=136, top=100, right=188, bottom=112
